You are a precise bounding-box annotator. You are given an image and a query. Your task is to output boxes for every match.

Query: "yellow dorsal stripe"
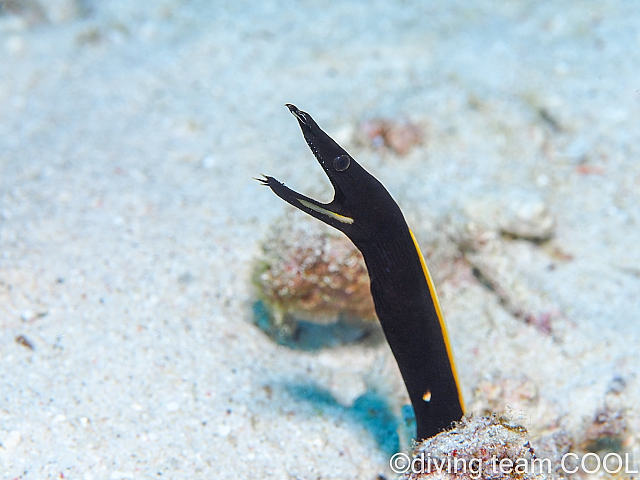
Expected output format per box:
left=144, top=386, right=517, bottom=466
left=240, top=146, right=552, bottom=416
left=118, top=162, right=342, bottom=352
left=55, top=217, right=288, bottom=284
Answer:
left=409, top=229, right=465, bottom=412
left=298, top=199, right=354, bottom=224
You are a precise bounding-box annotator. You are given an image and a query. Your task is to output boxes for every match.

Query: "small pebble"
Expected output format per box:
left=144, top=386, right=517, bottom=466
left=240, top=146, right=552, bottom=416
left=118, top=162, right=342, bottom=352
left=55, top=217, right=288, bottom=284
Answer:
left=43, top=0, right=81, bottom=24
left=110, top=471, right=134, bottom=480
left=15, top=335, right=34, bottom=349
left=464, top=193, right=555, bottom=241
left=217, top=424, right=231, bottom=437
left=607, top=376, right=626, bottom=395
left=53, top=414, right=67, bottom=423
left=328, top=371, right=367, bottom=408
left=356, top=117, right=423, bottom=155
left=536, top=174, right=549, bottom=188
left=0, top=15, right=28, bottom=34
left=6, top=36, right=25, bottom=56
left=500, top=197, right=555, bottom=240
left=2, top=430, right=22, bottom=450
left=139, top=22, right=158, bottom=41
left=202, top=155, right=216, bottom=169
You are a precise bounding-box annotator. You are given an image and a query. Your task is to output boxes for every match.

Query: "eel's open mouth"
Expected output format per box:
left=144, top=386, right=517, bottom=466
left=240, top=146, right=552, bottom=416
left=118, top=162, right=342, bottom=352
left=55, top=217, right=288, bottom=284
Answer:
left=257, top=104, right=353, bottom=228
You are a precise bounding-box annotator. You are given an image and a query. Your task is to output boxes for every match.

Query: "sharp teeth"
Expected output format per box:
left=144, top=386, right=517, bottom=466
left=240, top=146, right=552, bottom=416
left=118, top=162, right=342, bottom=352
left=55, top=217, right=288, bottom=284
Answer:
left=292, top=111, right=307, bottom=125
left=298, top=199, right=354, bottom=224
left=286, top=104, right=308, bottom=125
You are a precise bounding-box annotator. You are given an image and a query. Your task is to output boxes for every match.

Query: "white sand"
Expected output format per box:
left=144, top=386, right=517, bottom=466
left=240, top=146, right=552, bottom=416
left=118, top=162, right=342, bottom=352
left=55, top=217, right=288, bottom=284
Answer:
left=1, top=1, right=639, bottom=478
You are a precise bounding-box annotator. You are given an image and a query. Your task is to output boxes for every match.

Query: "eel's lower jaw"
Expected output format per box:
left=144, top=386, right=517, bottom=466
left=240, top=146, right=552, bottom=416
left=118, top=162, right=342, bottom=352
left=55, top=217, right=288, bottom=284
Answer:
left=257, top=176, right=354, bottom=226
left=257, top=175, right=296, bottom=201
left=255, top=174, right=272, bottom=186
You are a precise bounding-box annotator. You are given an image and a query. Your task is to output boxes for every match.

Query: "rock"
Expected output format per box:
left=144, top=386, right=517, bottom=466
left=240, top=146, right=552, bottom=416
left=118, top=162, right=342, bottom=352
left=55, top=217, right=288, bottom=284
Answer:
left=1, top=430, right=22, bottom=450
left=499, top=197, right=555, bottom=240
left=463, top=192, right=555, bottom=241
left=402, top=415, right=561, bottom=480
left=253, top=213, right=379, bottom=348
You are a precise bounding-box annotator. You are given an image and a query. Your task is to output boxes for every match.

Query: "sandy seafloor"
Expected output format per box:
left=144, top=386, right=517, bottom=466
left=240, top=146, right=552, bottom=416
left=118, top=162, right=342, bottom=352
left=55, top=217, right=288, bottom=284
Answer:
left=1, top=0, right=640, bottom=478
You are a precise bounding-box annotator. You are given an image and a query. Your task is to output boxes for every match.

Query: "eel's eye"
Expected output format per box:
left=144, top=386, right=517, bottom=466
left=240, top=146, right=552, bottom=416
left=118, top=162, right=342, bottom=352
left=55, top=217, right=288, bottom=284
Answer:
left=333, top=155, right=351, bottom=172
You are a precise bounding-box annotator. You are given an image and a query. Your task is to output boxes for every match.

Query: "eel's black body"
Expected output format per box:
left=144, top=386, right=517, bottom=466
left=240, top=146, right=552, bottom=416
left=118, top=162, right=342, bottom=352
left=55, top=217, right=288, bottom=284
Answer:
left=260, top=105, right=464, bottom=440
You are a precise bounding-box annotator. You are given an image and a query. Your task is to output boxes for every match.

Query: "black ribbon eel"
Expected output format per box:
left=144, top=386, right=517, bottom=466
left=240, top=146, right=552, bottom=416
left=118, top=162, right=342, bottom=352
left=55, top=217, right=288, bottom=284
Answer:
left=259, top=104, right=464, bottom=440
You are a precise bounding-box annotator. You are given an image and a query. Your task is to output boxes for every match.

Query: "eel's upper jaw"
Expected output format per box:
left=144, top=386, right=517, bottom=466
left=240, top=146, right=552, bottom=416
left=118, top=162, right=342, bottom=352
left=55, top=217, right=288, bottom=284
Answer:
left=286, top=103, right=308, bottom=125
left=285, top=104, right=348, bottom=198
